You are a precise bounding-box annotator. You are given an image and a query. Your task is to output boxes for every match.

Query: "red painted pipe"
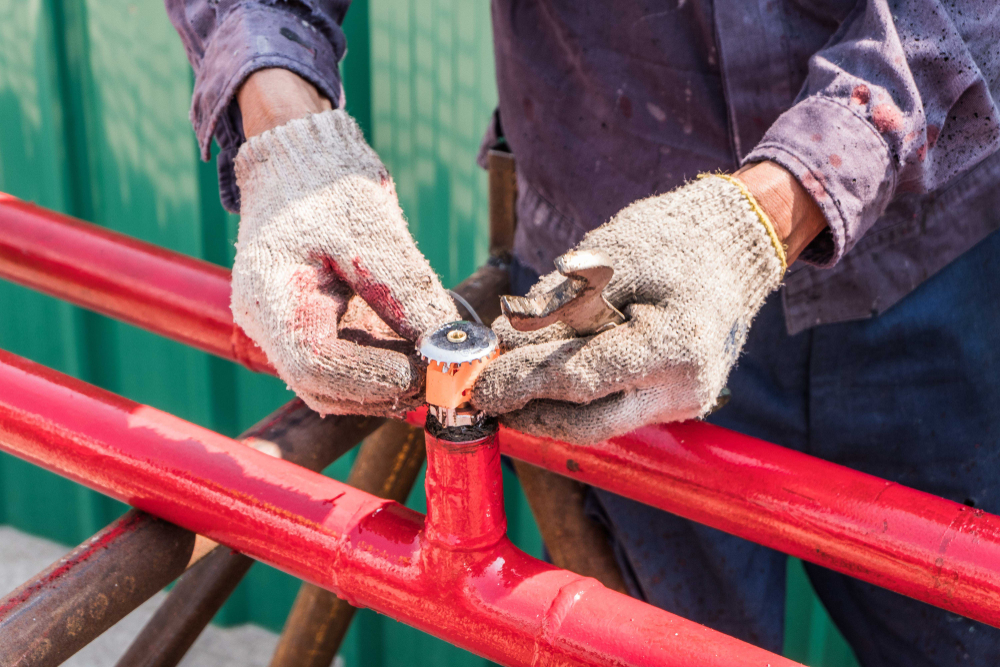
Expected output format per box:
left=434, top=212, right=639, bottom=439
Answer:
left=495, top=423, right=1000, bottom=628
left=423, top=429, right=507, bottom=550
left=0, top=194, right=272, bottom=373
left=5, top=195, right=1000, bottom=629
left=0, top=348, right=800, bottom=667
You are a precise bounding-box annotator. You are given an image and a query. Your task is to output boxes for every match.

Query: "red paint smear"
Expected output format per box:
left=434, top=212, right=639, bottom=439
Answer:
left=380, top=172, right=397, bottom=198
left=811, top=133, right=823, bottom=143
left=916, top=143, right=928, bottom=162
left=0, top=511, right=147, bottom=617
left=872, top=104, right=903, bottom=134
left=350, top=257, right=408, bottom=337
left=619, top=95, right=633, bottom=119
left=851, top=84, right=870, bottom=106
left=801, top=170, right=829, bottom=201
left=829, top=154, right=842, bottom=168
left=522, top=96, right=534, bottom=122
left=231, top=325, right=273, bottom=374
left=927, top=124, right=940, bottom=148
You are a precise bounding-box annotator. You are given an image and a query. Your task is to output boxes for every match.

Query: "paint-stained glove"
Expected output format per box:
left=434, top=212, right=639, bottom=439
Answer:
left=232, top=109, right=459, bottom=416
left=472, top=175, right=786, bottom=444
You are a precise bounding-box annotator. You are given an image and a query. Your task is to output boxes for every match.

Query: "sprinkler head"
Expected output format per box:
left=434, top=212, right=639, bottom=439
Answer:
left=416, top=321, right=499, bottom=427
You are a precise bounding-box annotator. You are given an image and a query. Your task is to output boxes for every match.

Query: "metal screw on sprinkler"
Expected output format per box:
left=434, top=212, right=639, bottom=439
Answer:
left=446, top=329, right=467, bottom=344
left=416, top=321, right=498, bottom=429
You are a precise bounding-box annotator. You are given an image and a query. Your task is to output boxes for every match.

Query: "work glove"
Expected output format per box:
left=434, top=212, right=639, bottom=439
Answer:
left=472, top=175, right=786, bottom=444
left=232, top=109, right=459, bottom=416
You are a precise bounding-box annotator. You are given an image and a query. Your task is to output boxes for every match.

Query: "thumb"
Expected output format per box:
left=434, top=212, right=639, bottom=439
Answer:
left=333, top=246, right=458, bottom=341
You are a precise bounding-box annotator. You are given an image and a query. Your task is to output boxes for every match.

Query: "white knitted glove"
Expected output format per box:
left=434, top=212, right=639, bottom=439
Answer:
left=232, top=110, right=459, bottom=416
left=472, top=175, right=786, bottom=444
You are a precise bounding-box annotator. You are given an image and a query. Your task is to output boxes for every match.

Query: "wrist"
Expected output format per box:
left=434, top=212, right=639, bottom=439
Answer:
left=237, top=68, right=333, bottom=139
left=733, top=161, right=827, bottom=265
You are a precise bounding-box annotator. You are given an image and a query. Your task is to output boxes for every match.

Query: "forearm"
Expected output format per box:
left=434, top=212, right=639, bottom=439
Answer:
left=735, top=162, right=827, bottom=266
left=238, top=69, right=333, bottom=139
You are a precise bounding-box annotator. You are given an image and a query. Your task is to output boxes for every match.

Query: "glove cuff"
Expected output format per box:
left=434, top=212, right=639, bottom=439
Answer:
left=234, top=109, right=384, bottom=205
left=701, top=173, right=787, bottom=274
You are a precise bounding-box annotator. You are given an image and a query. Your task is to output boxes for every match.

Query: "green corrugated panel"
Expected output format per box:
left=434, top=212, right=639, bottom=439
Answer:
left=785, top=560, right=861, bottom=667
left=0, top=1, right=857, bottom=665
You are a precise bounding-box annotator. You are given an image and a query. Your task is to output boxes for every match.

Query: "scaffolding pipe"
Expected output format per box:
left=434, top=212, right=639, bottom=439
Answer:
left=0, top=194, right=272, bottom=373
left=4, top=194, right=1000, bottom=629
left=493, top=422, right=1000, bottom=628
left=0, top=348, right=800, bottom=667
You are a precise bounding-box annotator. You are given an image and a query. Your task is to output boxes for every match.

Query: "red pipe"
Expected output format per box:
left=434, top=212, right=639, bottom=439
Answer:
left=0, top=194, right=272, bottom=373
left=495, top=423, right=1000, bottom=628
left=424, top=429, right=507, bottom=550
left=5, top=195, right=1000, bottom=628
left=0, top=348, right=801, bottom=667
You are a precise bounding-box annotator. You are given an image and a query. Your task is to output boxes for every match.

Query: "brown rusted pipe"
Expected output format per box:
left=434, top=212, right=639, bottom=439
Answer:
left=0, top=401, right=379, bottom=667
left=0, top=510, right=200, bottom=667
left=113, top=545, right=254, bottom=667
left=487, top=149, right=517, bottom=258
left=511, top=460, right=628, bottom=593
left=269, top=420, right=426, bottom=667
left=107, top=403, right=380, bottom=667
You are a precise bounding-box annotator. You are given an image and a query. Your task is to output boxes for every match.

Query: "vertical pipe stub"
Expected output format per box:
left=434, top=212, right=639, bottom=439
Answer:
left=416, top=320, right=498, bottom=428
left=418, top=321, right=505, bottom=548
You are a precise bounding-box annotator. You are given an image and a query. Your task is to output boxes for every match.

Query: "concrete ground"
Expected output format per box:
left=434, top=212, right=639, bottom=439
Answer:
left=0, top=525, right=282, bottom=666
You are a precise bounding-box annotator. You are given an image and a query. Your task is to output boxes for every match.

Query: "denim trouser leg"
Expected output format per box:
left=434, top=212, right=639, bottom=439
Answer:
left=509, top=229, right=1000, bottom=665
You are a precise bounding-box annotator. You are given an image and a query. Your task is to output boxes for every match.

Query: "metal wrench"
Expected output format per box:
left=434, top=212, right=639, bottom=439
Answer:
left=499, top=249, right=626, bottom=335
left=499, top=248, right=731, bottom=411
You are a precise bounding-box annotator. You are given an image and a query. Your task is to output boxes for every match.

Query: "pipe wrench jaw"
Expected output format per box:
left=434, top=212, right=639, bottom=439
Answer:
left=500, top=249, right=626, bottom=336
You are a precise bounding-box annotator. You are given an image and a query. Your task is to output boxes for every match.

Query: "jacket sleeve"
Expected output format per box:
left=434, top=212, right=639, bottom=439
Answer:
left=165, top=0, right=351, bottom=212
left=744, top=0, right=1000, bottom=266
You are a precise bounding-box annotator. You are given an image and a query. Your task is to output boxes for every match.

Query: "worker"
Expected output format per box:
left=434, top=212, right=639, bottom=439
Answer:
left=167, top=1, right=1000, bottom=663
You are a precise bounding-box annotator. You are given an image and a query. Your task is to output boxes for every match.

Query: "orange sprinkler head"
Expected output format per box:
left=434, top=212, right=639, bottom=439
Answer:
left=417, top=321, right=499, bottom=427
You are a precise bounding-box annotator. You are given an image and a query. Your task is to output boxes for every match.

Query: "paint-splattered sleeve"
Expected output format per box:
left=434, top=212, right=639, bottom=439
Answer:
left=744, top=0, right=1000, bottom=267
left=165, top=0, right=350, bottom=212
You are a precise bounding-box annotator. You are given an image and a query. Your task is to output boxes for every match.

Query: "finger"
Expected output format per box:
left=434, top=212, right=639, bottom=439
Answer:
left=234, top=260, right=424, bottom=405
left=338, top=294, right=414, bottom=355
left=492, top=313, right=576, bottom=350
left=315, top=176, right=459, bottom=339
left=298, top=391, right=424, bottom=419
left=500, top=386, right=698, bottom=445
left=474, top=304, right=689, bottom=414
left=303, top=340, right=424, bottom=405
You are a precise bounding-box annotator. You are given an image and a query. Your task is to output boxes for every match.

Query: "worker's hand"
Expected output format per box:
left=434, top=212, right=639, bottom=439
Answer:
left=472, top=174, right=794, bottom=444
left=231, top=106, right=459, bottom=416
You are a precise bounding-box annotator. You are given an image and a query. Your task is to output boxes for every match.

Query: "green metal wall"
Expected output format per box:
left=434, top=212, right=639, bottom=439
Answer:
left=0, top=1, right=857, bottom=665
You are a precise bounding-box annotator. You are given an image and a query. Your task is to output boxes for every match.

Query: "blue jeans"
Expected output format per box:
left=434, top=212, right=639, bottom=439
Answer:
left=508, top=229, right=1000, bottom=666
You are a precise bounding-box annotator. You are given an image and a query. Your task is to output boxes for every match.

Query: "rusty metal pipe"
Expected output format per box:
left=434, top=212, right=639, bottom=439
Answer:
left=0, top=399, right=378, bottom=667
left=511, top=460, right=628, bottom=593
left=111, top=404, right=382, bottom=667
left=0, top=349, right=801, bottom=667
left=0, top=510, right=199, bottom=666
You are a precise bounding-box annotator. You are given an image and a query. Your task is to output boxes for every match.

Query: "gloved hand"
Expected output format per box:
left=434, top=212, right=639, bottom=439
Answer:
left=232, top=109, right=459, bottom=416
left=472, top=175, right=786, bottom=444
